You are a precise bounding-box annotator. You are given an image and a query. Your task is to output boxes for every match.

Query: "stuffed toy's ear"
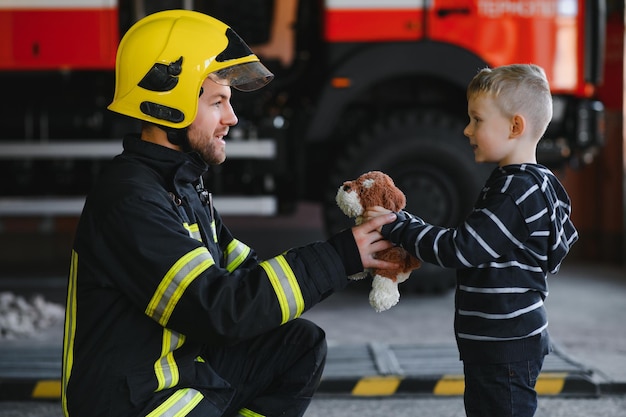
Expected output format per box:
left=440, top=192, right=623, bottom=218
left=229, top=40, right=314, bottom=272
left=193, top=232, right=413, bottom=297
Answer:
left=388, top=187, right=406, bottom=211
left=381, top=173, right=406, bottom=211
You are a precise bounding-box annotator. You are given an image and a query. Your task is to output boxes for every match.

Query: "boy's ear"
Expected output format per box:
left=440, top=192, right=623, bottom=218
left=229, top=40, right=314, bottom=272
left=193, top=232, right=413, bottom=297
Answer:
left=510, top=114, right=525, bottom=138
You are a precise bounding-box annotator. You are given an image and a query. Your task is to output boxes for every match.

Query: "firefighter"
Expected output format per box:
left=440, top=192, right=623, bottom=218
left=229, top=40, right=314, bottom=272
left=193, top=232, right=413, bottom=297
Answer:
left=61, top=10, right=397, bottom=417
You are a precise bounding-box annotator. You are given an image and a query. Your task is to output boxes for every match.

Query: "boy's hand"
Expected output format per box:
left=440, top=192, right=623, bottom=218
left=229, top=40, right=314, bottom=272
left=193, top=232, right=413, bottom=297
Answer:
left=352, top=213, right=398, bottom=270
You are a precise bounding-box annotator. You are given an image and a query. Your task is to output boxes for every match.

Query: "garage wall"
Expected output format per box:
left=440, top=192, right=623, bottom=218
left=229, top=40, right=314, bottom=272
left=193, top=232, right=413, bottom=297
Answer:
left=561, top=6, right=625, bottom=266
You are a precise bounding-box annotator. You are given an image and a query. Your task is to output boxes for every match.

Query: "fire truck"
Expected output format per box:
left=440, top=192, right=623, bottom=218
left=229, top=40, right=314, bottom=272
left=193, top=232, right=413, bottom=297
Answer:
left=0, top=0, right=606, bottom=290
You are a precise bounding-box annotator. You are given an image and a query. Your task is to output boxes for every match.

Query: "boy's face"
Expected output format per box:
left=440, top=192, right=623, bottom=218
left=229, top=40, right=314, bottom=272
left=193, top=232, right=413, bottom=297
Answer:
left=463, top=93, right=516, bottom=166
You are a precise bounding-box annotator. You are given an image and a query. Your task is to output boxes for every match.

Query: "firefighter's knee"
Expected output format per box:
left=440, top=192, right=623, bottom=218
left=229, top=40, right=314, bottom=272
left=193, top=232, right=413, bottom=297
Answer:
left=286, top=318, right=327, bottom=353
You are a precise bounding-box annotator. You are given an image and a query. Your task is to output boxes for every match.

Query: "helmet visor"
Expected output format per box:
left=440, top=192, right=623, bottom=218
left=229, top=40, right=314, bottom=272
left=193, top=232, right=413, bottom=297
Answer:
left=208, top=61, right=274, bottom=92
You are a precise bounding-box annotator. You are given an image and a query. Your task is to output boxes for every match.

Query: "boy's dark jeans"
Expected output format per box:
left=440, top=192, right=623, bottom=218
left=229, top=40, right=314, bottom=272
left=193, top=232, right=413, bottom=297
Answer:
left=463, top=357, right=545, bottom=417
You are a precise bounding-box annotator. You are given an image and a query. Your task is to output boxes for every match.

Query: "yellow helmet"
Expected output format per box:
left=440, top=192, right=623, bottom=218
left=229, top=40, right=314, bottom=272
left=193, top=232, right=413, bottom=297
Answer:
left=107, top=9, right=273, bottom=128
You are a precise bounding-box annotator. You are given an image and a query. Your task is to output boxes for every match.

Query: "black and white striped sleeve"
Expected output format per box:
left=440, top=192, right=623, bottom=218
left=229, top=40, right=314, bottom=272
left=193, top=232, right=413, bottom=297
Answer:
left=381, top=194, right=531, bottom=269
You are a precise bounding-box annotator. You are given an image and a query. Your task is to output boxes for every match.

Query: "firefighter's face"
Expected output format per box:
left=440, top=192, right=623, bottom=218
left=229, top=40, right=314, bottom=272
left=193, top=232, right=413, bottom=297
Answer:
left=464, top=93, right=516, bottom=166
left=187, top=77, right=238, bottom=165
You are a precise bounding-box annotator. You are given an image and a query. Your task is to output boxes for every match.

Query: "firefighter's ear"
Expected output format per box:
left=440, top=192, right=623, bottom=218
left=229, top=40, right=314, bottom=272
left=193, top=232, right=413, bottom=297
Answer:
left=510, top=114, right=525, bottom=138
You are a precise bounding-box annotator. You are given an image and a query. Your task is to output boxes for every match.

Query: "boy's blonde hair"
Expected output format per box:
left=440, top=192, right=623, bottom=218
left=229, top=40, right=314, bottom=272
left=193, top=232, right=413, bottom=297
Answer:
left=467, top=64, right=553, bottom=139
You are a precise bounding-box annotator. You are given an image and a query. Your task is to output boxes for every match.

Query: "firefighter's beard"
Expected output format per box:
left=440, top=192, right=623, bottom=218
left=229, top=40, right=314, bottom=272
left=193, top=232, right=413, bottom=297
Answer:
left=186, top=125, right=227, bottom=165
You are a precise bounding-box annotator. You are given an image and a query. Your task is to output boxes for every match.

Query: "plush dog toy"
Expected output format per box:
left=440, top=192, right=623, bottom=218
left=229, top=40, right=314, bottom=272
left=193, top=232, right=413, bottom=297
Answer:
left=336, top=171, right=421, bottom=312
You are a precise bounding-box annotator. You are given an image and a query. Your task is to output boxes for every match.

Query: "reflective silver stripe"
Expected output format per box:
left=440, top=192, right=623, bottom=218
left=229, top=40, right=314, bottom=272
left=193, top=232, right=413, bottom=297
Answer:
left=146, top=388, right=204, bottom=417
left=155, top=329, right=185, bottom=391
left=183, top=222, right=202, bottom=241
left=225, top=239, right=251, bottom=272
left=146, top=247, right=215, bottom=326
left=260, top=255, right=304, bottom=324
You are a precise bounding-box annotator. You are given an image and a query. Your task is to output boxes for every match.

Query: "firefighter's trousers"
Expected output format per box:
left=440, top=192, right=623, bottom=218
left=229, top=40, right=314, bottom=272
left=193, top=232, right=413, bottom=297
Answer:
left=199, top=318, right=327, bottom=417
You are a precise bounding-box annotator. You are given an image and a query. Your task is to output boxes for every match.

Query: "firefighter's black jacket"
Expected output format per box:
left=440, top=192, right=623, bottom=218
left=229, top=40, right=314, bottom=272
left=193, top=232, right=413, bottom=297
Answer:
left=62, top=136, right=356, bottom=416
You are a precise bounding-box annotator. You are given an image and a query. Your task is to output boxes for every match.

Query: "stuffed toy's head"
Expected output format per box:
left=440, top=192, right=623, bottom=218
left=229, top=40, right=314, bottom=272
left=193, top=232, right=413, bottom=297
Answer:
left=335, top=171, right=421, bottom=312
left=336, top=170, right=406, bottom=224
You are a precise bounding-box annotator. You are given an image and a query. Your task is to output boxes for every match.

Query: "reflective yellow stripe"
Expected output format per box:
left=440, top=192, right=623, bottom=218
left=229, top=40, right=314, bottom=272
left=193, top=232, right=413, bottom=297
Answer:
left=260, top=255, right=304, bottom=324
left=225, top=239, right=251, bottom=272
left=146, top=388, right=204, bottom=417
left=211, top=219, right=218, bottom=243
left=61, top=250, right=78, bottom=416
left=183, top=222, right=202, bottom=241
left=155, top=329, right=185, bottom=391
left=146, top=247, right=215, bottom=326
left=238, top=407, right=266, bottom=417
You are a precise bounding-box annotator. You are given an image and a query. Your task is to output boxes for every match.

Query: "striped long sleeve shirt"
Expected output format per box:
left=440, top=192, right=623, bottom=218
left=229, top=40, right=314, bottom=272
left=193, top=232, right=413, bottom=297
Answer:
left=382, top=164, right=578, bottom=363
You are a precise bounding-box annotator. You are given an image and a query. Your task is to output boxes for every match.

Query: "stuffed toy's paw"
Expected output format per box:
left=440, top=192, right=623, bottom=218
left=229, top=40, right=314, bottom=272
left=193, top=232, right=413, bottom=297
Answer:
left=370, top=274, right=403, bottom=312
left=336, top=171, right=422, bottom=312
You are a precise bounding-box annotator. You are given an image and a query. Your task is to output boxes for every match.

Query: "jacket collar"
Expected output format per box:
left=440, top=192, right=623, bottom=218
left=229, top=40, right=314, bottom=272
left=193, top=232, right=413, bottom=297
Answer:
left=122, top=134, right=208, bottom=185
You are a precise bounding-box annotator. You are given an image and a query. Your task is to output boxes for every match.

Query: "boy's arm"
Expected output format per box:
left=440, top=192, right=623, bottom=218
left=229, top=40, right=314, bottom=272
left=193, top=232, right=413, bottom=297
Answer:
left=381, top=210, right=425, bottom=243
left=380, top=195, right=530, bottom=268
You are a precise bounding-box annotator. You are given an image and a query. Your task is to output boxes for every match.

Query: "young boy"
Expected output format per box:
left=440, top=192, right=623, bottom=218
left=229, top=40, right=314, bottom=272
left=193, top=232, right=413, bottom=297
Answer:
left=370, top=64, right=578, bottom=417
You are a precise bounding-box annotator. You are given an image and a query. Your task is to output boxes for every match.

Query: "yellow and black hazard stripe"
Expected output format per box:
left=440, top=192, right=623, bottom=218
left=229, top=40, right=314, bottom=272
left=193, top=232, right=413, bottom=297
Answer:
left=0, top=379, right=62, bottom=401
left=0, top=371, right=604, bottom=401
left=317, top=372, right=600, bottom=397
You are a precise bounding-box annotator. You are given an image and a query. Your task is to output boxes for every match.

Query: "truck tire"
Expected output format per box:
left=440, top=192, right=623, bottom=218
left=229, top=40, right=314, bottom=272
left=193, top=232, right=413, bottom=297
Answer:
left=324, top=110, right=494, bottom=293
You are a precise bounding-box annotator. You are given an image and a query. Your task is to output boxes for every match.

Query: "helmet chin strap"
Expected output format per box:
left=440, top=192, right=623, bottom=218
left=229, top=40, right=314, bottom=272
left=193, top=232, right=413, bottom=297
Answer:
left=158, top=85, right=203, bottom=152
left=162, top=125, right=192, bottom=153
